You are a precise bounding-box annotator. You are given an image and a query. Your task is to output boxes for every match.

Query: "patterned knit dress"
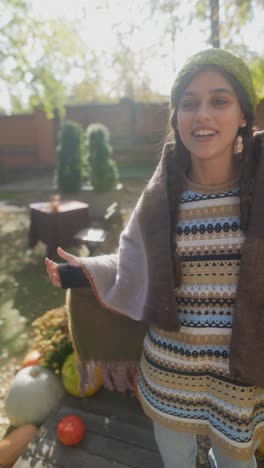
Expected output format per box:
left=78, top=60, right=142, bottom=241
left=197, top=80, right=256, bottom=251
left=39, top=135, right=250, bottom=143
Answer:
left=138, top=176, right=264, bottom=461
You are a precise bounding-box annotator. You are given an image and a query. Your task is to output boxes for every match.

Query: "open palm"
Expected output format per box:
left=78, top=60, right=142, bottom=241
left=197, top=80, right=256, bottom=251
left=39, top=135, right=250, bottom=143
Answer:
left=45, top=247, right=81, bottom=287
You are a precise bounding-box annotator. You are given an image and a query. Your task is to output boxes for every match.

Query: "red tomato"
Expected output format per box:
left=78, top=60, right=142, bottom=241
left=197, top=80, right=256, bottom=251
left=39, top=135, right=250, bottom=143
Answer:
left=57, top=415, right=86, bottom=446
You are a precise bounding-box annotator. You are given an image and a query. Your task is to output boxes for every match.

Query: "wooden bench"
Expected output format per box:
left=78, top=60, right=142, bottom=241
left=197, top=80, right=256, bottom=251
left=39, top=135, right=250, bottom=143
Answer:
left=74, top=227, right=107, bottom=255
left=74, top=202, right=121, bottom=255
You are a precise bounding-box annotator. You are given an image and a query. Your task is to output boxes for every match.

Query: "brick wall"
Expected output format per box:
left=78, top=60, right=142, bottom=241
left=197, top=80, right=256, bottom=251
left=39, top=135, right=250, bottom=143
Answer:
left=1, top=98, right=263, bottom=174
left=66, top=100, right=134, bottom=140
left=0, top=111, right=56, bottom=172
left=65, top=99, right=169, bottom=166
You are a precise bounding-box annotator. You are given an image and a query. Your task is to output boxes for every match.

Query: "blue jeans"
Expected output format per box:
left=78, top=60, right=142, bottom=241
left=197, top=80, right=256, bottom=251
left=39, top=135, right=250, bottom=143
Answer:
left=153, top=421, right=258, bottom=468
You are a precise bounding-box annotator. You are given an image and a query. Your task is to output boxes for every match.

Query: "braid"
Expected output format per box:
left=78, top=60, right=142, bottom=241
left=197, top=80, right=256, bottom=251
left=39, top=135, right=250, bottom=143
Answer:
left=239, top=119, right=255, bottom=231
left=166, top=146, right=179, bottom=286
left=166, top=110, right=191, bottom=287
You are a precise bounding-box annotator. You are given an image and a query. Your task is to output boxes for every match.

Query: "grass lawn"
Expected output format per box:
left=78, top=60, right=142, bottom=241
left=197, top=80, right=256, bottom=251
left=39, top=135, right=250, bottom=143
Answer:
left=0, top=206, right=66, bottom=365
left=118, top=166, right=155, bottom=179
left=0, top=191, right=19, bottom=201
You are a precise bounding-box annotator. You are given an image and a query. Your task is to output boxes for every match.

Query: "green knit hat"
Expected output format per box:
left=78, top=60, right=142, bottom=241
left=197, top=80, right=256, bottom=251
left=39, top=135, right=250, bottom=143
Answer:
left=170, top=48, right=257, bottom=112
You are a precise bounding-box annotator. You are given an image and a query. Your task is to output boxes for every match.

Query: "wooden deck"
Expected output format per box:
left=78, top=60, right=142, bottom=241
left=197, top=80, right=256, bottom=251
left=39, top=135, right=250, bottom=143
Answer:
left=13, top=390, right=163, bottom=468
left=12, top=389, right=264, bottom=467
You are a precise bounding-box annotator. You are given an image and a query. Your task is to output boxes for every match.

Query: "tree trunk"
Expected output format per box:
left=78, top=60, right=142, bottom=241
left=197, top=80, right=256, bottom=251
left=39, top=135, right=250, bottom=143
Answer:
left=210, top=0, right=220, bottom=48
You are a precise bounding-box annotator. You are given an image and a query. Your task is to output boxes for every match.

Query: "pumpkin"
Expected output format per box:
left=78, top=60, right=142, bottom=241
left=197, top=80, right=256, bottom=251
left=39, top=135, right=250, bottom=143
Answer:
left=0, top=424, right=37, bottom=468
left=4, top=365, right=64, bottom=426
left=61, top=353, right=103, bottom=397
left=57, top=414, right=86, bottom=446
left=22, top=350, right=41, bottom=368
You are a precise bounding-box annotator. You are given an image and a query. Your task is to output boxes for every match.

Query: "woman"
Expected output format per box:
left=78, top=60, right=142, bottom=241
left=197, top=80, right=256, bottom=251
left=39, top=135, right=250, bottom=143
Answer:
left=46, top=48, right=264, bottom=467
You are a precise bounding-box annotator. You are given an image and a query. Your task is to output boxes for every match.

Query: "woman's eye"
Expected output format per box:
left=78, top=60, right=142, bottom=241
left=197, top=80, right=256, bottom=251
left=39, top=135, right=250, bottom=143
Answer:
left=213, top=98, right=228, bottom=106
left=180, top=100, right=197, bottom=110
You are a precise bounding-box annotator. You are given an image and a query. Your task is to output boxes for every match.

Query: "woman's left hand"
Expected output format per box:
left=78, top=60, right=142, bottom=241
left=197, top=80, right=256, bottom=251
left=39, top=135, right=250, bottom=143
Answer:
left=45, top=247, right=82, bottom=288
left=45, top=257, right=61, bottom=287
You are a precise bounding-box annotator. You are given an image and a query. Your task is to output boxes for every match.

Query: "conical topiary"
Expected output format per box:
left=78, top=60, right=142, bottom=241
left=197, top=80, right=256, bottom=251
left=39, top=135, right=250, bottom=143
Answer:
left=56, top=120, right=84, bottom=193
left=85, top=123, right=119, bottom=192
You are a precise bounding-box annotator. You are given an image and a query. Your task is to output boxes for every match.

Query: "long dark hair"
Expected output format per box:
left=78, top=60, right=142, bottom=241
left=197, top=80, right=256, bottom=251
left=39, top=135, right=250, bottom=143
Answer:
left=166, top=64, right=256, bottom=287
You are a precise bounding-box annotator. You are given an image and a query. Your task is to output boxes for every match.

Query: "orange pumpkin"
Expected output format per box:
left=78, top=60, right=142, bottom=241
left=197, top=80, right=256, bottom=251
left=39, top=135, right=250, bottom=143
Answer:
left=0, top=424, right=38, bottom=468
left=22, top=350, right=41, bottom=368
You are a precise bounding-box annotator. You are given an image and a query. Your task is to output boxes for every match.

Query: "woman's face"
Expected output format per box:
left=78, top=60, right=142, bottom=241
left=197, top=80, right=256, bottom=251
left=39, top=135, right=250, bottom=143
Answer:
left=176, top=69, right=245, bottom=165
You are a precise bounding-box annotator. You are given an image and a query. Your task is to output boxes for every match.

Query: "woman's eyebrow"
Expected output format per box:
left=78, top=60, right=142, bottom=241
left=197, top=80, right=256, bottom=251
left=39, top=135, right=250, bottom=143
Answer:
left=182, top=88, right=234, bottom=96
left=209, top=88, right=234, bottom=95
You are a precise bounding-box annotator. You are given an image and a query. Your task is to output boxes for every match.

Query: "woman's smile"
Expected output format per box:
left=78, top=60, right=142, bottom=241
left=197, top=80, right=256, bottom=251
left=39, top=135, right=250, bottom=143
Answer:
left=191, top=126, right=218, bottom=143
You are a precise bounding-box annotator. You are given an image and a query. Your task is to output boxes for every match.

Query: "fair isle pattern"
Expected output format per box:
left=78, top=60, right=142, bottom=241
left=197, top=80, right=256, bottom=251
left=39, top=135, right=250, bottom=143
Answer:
left=138, top=179, right=264, bottom=461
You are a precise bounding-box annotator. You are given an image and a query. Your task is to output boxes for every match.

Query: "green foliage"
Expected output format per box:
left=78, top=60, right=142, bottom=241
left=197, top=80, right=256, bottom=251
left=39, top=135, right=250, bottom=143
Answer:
left=26, top=20, right=85, bottom=118
left=250, top=58, right=264, bottom=100
left=30, top=307, right=73, bottom=373
left=86, top=124, right=119, bottom=192
left=193, top=0, right=254, bottom=48
left=195, top=0, right=207, bottom=17
left=56, top=120, right=84, bottom=193
left=0, top=2, right=88, bottom=117
left=68, top=78, right=106, bottom=105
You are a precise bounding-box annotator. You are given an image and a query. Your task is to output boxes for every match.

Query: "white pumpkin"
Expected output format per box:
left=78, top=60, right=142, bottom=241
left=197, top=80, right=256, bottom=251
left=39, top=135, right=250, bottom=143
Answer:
left=4, top=366, right=64, bottom=426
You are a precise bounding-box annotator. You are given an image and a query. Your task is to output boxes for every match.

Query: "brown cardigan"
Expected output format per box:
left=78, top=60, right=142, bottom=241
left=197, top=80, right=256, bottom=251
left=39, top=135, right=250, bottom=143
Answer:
left=229, top=131, right=264, bottom=386
left=73, top=131, right=264, bottom=388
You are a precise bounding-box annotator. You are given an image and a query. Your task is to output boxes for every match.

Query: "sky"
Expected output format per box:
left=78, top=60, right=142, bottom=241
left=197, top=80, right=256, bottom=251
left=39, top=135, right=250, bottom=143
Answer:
left=29, top=0, right=210, bottom=95
left=1, top=0, right=264, bottom=110
left=29, top=0, right=264, bottom=97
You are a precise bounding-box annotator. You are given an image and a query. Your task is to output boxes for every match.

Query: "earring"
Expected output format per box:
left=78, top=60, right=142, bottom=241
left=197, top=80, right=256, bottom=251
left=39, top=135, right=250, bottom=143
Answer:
left=240, top=122, right=246, bottom=128
left=234, top=135, right=243, bottom=159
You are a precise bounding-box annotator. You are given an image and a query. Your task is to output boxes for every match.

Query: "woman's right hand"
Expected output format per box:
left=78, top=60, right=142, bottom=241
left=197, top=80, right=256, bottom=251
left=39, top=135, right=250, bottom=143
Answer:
left=45, top=247, right=82, bottom=287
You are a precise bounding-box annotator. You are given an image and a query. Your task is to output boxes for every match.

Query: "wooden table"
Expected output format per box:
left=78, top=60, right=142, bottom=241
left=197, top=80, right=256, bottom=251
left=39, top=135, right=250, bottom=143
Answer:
left=29, top=201, right=90, bottom=258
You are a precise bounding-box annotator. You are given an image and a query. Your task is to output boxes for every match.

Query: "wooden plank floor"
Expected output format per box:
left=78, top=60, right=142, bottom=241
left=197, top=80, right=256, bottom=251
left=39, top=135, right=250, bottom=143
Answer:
left=13, top=390, right=163, bottom=468
left=12, top=389, right=264, bottom=468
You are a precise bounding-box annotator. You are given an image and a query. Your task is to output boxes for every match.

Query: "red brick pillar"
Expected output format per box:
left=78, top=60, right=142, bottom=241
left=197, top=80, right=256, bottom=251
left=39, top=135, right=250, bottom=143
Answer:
left=34, top=110, right=56, bottom=168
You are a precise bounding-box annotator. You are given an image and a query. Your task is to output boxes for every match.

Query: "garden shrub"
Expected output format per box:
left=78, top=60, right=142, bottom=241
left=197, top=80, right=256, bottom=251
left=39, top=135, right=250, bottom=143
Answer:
left=85, top=123, right=119, bottom=192
left=56, top=120, right=84, bottom=193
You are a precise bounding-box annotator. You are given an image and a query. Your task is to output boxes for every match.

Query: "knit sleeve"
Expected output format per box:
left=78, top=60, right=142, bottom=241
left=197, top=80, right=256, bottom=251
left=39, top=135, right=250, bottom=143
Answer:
left=58, top=264, right=91, bottom=289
